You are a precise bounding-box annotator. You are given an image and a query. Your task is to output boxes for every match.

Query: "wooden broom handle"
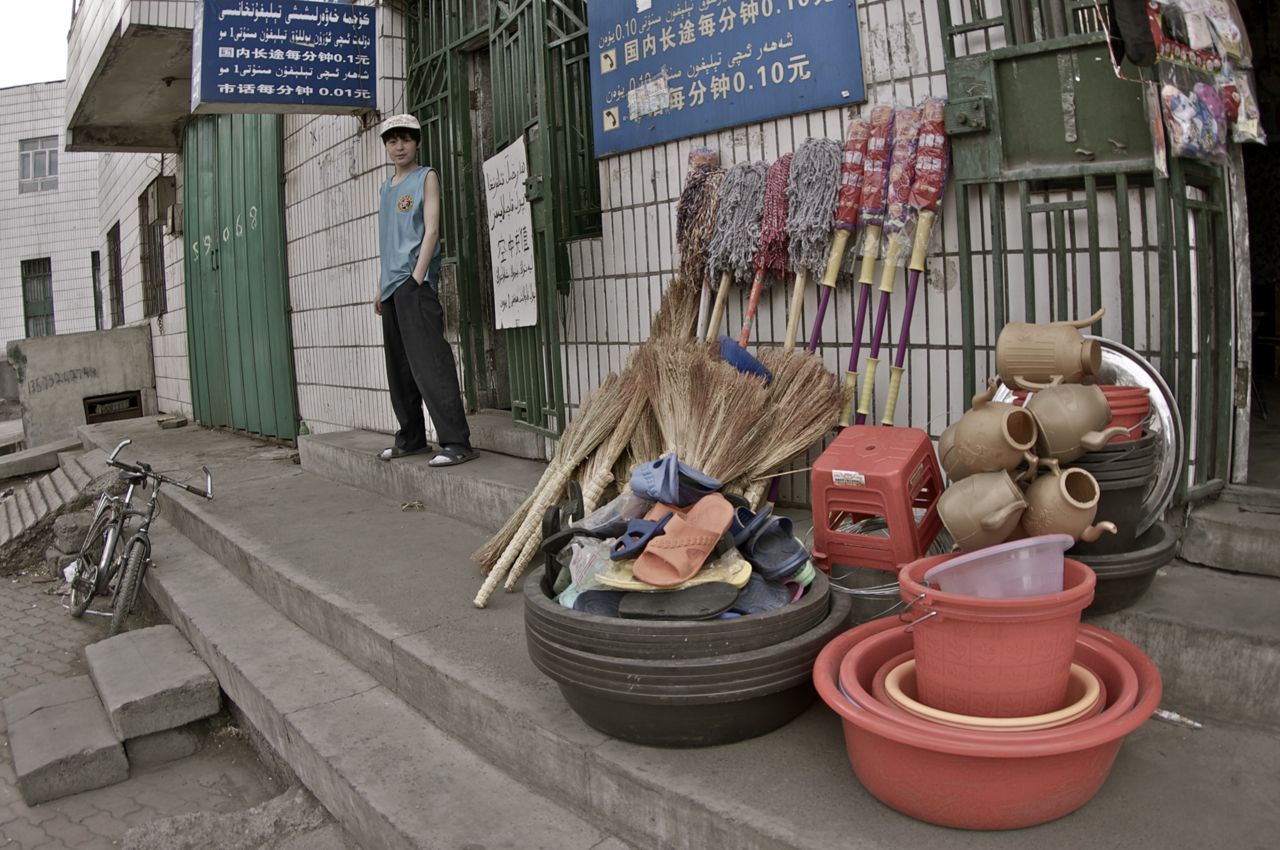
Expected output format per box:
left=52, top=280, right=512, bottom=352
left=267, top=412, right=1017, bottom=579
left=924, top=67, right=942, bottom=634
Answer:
left=705, top=270, right=734, bottom=343
left=783, top=268, right=809, bottom=351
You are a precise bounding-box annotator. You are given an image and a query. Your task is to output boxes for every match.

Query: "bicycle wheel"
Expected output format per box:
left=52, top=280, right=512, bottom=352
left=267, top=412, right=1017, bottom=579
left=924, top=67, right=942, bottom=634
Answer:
left=69, top=511, right=116, bottom=617
left=109, top=541, right=146, bottom=636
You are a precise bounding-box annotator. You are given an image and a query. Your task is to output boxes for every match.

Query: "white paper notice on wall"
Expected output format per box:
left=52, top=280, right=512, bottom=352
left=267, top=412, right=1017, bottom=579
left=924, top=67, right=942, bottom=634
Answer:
left=482, top=137, right=537, bottom=329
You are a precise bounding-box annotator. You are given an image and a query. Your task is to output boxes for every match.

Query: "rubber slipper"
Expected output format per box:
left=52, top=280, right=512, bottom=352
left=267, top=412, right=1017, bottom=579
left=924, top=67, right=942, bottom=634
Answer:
left=632, top=494, right=734, bottom=588
left=730, top=504, right=773, bottom=548
left=377, top=444, right=432, bottom=461
left=609, top=512, right=674, bottom=560
left=573, top=590, right=626, bottom=618
left=741, top=515, right=808, bottom=581
left=732, top=572, right=794, bottom=615
left=629, top=454, right=723, bottom=507
left=618, top=582, right=740, bottom=620
left=596, top=548, right=751, bottom=592
left=429, top=446, right=479, bottom=467
left=718, top=336, right=773, bottom=383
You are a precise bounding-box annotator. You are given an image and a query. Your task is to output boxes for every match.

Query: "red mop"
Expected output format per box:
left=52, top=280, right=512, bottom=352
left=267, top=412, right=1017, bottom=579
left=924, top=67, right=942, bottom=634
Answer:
left=856, top=105, right=923, bottom=424
left=806, top=117, right=871, bottom=354
left=882, top=98, right=951, bottom=425
left=840, top=105, right=896, bottom=426
left=738, top=153, right=792, bottom=347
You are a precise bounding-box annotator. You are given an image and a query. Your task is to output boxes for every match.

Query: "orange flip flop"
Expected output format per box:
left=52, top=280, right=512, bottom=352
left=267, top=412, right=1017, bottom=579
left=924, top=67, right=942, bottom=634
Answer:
left=632, top=494, right=734, bottom=588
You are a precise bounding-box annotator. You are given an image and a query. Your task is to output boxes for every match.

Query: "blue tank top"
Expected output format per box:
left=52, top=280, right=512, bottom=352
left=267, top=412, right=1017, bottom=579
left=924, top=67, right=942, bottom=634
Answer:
left=379, top=165, right=443, bottom=301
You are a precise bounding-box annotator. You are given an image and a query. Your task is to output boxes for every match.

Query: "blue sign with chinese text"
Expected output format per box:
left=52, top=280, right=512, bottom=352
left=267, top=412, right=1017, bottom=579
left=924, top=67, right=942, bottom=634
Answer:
left=588, top=0, right=865, bottom=157
left=191, top=0, right=376, bottom=114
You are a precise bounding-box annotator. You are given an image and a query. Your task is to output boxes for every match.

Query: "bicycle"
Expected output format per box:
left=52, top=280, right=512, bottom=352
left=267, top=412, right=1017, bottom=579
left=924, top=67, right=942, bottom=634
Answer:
left=65, top=439, right=213, bottom=636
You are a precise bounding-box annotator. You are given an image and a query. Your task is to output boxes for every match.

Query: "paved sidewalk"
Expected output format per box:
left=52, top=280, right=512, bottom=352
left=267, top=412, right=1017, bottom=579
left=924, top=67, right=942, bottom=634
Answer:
left=0, top=571, right=280, bottom=849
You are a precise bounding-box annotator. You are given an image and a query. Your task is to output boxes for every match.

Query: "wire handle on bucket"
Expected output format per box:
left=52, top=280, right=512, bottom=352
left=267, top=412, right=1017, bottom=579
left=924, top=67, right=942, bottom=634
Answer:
left=894, top=591, right=939, bottom=632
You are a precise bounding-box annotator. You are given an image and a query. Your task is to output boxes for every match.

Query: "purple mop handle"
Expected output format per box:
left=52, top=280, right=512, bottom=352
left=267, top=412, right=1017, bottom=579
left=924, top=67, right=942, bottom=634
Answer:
left=855, top=287, right=894, bottom=424
left=805, top=287, right=834, bottom=354
left=893, top=269, right=922, bottom=369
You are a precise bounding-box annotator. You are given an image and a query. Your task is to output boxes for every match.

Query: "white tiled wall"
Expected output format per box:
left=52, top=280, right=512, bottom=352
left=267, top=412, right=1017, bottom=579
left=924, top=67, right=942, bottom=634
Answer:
left=283, top=0, right=413, bottom=437
left=96, top=147, right=191, bottom=417
left=0, top=82, right=101, bottom=346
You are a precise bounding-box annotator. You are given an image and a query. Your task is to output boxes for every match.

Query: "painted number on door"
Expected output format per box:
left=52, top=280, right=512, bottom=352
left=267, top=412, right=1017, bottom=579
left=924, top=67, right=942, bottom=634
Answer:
left=191, top=205, right=259, bottom=260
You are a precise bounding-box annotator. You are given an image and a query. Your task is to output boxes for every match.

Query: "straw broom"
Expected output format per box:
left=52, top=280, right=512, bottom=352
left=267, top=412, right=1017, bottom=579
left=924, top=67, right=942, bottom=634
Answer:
left=473, top=373, right=632, bottom=607
left=743, top=347, right=850, bottom=507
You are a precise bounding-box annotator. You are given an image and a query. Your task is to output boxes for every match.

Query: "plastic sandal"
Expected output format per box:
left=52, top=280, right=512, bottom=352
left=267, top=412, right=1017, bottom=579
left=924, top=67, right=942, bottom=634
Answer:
left=428, top=446, right=479, bottom=467
left=632, top=494, right=734, bottom=588
left=377, top=444, right=432, bottom=461
left=618, top=582, right=740, bottom=621
left=731, top=573, right=794, bottom=615
left=741, top=515, right=809, bottom=581
left=730, top=504, right=773, bottom=548
left=609, top=512, right=674, bottom=561
left=573, top=590, right=626, bottom=618
left=629, top=454, right=723, bottom=506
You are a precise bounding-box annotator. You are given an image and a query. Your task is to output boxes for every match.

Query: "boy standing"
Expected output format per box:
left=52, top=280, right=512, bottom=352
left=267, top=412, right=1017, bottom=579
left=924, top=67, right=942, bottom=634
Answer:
left=374, top=113, right=476, bottom=466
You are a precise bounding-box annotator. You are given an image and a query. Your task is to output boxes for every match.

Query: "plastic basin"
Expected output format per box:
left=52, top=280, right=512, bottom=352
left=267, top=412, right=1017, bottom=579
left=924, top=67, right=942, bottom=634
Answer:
left=899, top=556, right=1096, bottom=717
left=866, top=653, right=1105, bottom=732
left=812, top=619, right=1158, bottom=829
left=922, top=535, right=1073, bottom=598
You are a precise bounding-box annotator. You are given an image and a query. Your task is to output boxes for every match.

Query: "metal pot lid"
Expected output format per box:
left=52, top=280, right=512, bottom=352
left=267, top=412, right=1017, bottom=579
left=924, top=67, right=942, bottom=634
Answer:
left=991, top=338, right=1182, bottom=536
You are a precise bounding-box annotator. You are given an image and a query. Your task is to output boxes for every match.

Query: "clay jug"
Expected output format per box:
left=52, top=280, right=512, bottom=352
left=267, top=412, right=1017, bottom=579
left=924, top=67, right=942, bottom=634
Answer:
left=937, top=471, right=1028, bottom=553
left=996, top=309, right=1105, bottom=390
left=938, top=379, right=1039, bottom=481
left=1021, top=464, right=1118, bottom=543
left=1027, top=384, right=1129, bottom=464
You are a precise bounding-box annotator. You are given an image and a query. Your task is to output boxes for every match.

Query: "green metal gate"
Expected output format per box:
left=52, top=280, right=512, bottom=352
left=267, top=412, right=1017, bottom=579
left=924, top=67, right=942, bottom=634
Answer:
left=938, top=0, right=1235, bottom=497
left=408, top=0, right=598, bottom=437
left=182, top=114, right=298, bottom=440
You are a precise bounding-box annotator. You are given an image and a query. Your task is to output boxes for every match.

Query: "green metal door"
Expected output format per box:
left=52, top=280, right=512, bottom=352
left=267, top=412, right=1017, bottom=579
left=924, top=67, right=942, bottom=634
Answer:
left=183, top=114, right=298, bottom=440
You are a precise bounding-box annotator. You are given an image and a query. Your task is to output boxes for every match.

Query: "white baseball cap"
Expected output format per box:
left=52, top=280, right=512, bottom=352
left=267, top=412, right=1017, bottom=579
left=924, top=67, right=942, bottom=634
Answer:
left=379, top=113, right=421, bottom=138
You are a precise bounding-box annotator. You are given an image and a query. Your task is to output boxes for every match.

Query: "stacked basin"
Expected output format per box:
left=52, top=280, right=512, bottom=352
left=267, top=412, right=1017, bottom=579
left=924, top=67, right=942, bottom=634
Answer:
left=813, top=547, right=1161, bottom=829
left=524, top=566, right=851, bottom=747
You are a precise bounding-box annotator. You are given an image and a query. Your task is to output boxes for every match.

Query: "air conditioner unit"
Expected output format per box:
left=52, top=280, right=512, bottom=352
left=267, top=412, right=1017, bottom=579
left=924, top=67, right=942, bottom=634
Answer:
left=146, top=176, right=176, bottom=225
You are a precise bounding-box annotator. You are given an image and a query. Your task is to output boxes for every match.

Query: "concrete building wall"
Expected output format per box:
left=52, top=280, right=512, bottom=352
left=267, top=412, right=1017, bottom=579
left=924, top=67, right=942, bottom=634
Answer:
left=96, top=148, right=191, bottom=418
left=0, top=81, right=101, bottom=346
left=282, top=0, right=403, bottom=436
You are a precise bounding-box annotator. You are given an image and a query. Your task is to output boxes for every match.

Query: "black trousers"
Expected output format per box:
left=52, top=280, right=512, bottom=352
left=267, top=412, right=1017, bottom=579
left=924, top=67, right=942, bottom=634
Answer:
left=381, top=280, right=471, bottom=451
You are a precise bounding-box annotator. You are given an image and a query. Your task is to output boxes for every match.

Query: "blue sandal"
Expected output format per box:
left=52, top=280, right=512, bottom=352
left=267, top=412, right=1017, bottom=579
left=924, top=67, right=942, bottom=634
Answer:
left=609, top=512, right=674, bottom=560
left=428, top=445, right=479, bottom=467
left=629, top=454, right=722, bottom=506
left=729, top=504, right=773, bottom=548
left=741, top=515, right=809, bottom=581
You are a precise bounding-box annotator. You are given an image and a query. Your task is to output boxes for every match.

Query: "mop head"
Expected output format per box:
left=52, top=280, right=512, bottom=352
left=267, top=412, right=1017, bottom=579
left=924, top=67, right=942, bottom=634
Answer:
left=676, top=166, right=724, bottom=293
left=754, top=153, right=793, bottom=281
left=706, top=161, right=769, bottom=283
left=786, top=138, right=843, bottom=275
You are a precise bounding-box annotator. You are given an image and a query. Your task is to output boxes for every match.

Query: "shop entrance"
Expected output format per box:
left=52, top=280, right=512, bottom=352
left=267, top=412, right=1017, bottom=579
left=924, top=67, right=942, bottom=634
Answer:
left=182, top=114, right=298, bottom=440
left=407, top=0, right=598, bottom=436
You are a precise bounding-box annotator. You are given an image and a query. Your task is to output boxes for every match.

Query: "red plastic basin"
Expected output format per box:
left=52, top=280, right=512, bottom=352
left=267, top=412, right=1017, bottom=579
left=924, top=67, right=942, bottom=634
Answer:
left=813, top=619, right=1159, bottom=830
left=898, top=556, right=1097, bottom=717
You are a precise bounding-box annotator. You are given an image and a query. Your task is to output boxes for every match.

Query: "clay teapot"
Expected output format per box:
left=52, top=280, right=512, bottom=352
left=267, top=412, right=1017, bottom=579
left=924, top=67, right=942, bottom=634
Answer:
left=938, top=379, right=1039, bottom=481
left=1021, top=462, right=1118, bottom=543
left=1026, top=384, right=1128, bottom=464
left=937, top=470, right=1028, bottom=553
left=996, top=309, right=1105, bottom=390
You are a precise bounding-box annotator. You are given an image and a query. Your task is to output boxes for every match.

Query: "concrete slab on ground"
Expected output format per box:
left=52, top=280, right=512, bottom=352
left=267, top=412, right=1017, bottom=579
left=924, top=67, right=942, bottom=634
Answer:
left=467, top=409, right=549, bottom=460
left=3, top=676, right=128, bottom=805
left=0, top=436, right=81, bottom=479
left=86, top=625, right=221, bottom=740
left=124, top=723, right=203, bottom=769
left=1181, top=499, right=1280, bottom=579
left=74, top=419, right=1280, bottom=850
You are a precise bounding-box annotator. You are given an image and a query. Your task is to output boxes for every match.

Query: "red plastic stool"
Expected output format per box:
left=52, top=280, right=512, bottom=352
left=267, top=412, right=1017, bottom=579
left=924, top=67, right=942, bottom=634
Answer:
left=810, top=425, right=944, bottom=574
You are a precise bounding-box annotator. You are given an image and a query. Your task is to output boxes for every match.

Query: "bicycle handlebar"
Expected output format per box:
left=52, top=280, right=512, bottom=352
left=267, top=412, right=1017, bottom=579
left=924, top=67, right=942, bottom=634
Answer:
left=104, top=439, right=214, bottom=500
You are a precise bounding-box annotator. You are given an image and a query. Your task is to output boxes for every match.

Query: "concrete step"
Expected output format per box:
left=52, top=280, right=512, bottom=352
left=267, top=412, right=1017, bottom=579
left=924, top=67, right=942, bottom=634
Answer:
left=1090, top=561, right=1280, bottom=730
left=1181, top=498, right=1280, bottom=579
left=57, top=450, right=92, bottom=490
left=141, top=518, right=630, bottom=850
left=298, top=429, right=544, bottom=533
left=49, top=466, right=79, bottom=502
left=86, top=624, right=222, bottom=741
left=35, top=472, right=64, bottom=514
left=26, top=474, right=49, bottom=517
left=2, top=675, right=129, bottom=805
left=468, top=409, right=549, bottom=461
left=0, top=435, right=82, bottom=479
left=2, top=496, right=20, bottom=541
left=14, top=486, right=36, bottom=528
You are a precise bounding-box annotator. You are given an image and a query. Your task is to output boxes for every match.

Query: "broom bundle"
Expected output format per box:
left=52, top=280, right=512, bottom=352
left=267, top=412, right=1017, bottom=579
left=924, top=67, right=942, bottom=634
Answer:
left=743, top=348, right=850, bottom=506
left=473, top=372, right=636, bottom=607
left=648, top=276, right=702, bottom=341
